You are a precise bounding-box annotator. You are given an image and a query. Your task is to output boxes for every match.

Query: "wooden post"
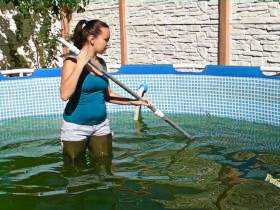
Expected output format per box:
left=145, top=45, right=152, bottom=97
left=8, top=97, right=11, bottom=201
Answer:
left=119, top=0, right=128, bottom=64
left=218, top=0, right=231, bottom=65
left=60, top=7, right=71, bottom=56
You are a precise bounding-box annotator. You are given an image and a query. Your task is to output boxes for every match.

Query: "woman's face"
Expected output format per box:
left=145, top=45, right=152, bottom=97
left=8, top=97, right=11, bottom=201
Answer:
left=93, top=27, right=110, bottom=54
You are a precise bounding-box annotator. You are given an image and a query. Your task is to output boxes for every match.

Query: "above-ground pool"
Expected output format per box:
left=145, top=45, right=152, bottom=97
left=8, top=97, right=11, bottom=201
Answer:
left=0, top=65, right=279, bottom=210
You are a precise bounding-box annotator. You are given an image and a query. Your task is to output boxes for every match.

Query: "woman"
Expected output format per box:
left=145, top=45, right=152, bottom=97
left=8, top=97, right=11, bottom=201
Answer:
left=60, top=19, right=151, bottom=164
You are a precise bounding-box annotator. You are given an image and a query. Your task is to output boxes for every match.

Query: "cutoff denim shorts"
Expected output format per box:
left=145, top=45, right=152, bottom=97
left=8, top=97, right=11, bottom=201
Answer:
left=60, top=119, right=111, bottom=141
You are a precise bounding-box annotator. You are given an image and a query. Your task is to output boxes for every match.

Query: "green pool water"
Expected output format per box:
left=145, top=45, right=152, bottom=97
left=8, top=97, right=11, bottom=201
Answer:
left=0, top=112, right=280, bottom=210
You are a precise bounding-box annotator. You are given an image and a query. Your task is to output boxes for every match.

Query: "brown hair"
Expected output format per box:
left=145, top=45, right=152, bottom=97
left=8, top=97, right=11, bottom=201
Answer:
left=71, top=19, right=109, bottom=49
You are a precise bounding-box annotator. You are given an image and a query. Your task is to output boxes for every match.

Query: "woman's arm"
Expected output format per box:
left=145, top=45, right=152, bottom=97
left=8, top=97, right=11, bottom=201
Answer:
left=60, top=47, right=102, bottom=101
left=105, top=87, right=152, bottom=107
left=60, top=59, right=84, bottom=101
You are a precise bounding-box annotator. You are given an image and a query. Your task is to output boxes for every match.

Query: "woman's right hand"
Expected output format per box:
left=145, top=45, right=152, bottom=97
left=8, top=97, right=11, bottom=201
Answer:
left=76, top=46, right=92, bottom=67
left=76, top=46, right=103, bottom=76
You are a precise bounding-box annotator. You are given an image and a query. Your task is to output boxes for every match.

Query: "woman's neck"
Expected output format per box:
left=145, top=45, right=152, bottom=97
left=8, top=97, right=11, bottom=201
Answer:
left=91, top=56, right=98, bottom=63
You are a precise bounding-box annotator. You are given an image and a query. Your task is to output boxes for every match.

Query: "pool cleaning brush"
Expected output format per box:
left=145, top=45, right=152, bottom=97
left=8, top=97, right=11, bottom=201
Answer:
left=134, top=81, right=148, bottom=121
left=58, top=37, right=194, bottom=140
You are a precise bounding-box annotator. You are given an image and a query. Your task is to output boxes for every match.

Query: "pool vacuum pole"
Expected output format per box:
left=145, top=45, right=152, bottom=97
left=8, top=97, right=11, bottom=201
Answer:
left=58, top=38, right=194, bottom=140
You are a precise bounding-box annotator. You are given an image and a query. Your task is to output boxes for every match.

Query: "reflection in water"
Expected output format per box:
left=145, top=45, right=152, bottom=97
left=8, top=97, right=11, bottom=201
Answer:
left=90, top=156, right=113, bottom=176
left=134, top=116, right=149, bottom=136
left=62, top=153, right=114, bottom=194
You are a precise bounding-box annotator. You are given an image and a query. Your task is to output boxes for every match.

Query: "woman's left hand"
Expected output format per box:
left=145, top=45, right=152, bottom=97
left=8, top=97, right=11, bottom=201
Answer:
left=131, top=98, right=153, bottom=108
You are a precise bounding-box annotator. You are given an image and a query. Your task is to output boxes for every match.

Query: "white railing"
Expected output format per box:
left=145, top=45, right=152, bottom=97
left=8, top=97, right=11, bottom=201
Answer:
left=261, top=66, right=280, bottom=76
left=0, top=68, right=34, bottom=77
left=173, top=64, right=205, bottom=72
left=107, top=64, right=121, bottom=73
left=0, top=65, right=122, bottom=77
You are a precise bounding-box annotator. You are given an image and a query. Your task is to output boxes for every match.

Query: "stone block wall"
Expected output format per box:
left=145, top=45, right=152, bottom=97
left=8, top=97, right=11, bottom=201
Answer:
left=125, top=0, right=219, bottom=64
left=77, top=0, right=279, bottom=67
left=0, top=0, right=279, bottom=68
left=231, top=0, right=280, bottom=67
left=72, top=0, right=218, bottom=65
left=70, top=0, right=219, bottom=65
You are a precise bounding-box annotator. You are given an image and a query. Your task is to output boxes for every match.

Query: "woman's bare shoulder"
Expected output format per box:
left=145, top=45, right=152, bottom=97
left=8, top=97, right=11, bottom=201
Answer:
left=64, top=55, right=77, bottom=64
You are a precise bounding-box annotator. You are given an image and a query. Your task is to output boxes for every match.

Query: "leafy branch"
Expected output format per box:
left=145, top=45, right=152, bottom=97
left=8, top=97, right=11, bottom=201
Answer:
left=0, top=0, right=89, bottom=68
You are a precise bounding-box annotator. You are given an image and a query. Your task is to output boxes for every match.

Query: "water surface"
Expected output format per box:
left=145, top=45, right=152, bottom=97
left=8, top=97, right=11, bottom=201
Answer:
left=0, top=112, right=280, bottom=210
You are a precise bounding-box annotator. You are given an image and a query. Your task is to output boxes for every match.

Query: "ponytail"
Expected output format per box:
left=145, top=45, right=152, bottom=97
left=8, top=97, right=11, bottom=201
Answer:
left=71, top=20, right=88, bottom=49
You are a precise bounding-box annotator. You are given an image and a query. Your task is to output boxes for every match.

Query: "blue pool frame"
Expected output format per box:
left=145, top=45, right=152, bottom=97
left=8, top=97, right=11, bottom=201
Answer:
left=0, top=65, right=279, bottom=80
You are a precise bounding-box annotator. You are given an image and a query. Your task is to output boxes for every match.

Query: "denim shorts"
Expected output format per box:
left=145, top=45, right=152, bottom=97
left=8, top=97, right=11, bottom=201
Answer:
left=60, top=119, right=111, bottom=141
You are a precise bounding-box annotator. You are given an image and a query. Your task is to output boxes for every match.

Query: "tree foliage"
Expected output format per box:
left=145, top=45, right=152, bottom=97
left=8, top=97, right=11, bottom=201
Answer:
left=0, top=0, right=89, bottom=17
left=0, top=0, right=89, bottom=69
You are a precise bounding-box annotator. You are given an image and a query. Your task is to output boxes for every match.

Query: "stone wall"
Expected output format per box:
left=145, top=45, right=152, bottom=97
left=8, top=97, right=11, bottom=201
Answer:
left=0, top=0, right=279, bottom=68
left=75, top=0, right=219, bottom=65
left=76, top=0, right=279, bottom=66
left=231, top=0, right=280, bottom=67
left=80, top=0, right=280, bottom=66
left=125, top=0, right=219, bottom=64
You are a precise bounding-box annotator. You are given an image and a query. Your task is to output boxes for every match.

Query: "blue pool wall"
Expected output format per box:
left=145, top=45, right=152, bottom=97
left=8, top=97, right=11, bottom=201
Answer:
left=0, top=65, right=279, bottom=126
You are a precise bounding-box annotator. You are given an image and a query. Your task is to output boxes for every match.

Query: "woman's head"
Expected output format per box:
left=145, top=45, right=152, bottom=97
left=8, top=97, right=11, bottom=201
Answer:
left=72, top=19, right=110, bottom=53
